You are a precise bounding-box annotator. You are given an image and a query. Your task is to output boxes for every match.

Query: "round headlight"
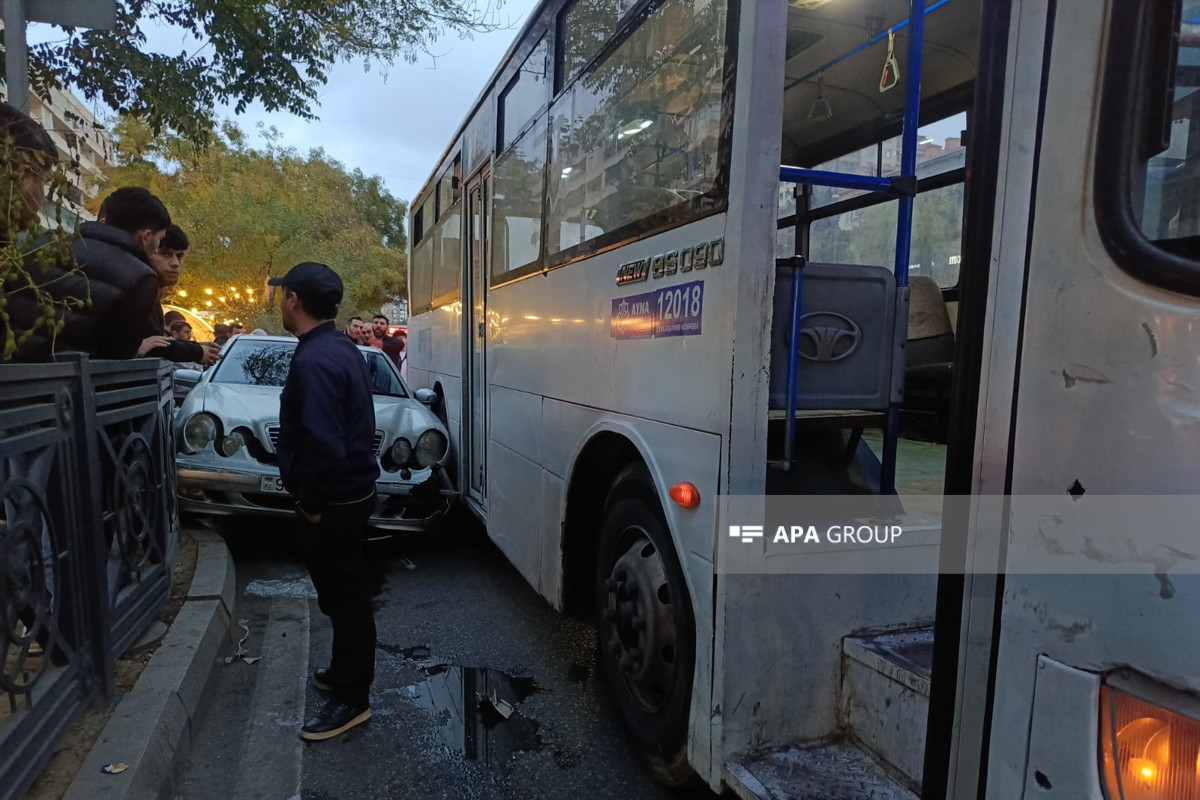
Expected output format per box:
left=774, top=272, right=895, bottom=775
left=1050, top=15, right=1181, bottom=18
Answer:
left=219, top=432, right=245, bottom=457
left=413, top=429, right=448, bottom=468
left=390, top=437, right=413, bottom=466
left=183, top=413, right=218, bottom=452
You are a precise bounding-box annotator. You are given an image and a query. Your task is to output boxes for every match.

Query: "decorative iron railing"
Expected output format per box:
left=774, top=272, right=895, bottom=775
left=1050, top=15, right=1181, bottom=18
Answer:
left=0, top=355, right=177, bottom=800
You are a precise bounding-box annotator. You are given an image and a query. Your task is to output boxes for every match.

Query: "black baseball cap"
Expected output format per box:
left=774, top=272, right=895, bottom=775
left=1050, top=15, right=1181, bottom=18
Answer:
left=268, top=262, right=343, bottom=305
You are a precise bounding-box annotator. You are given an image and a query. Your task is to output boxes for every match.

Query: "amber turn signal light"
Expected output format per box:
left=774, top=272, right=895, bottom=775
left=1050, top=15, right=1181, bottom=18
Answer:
left=669, top=482, right=701, bottom=508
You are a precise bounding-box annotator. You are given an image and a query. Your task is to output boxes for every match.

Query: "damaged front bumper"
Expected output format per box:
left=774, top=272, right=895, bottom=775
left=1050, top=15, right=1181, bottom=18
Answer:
left=176, top=452, right=456, bottom=533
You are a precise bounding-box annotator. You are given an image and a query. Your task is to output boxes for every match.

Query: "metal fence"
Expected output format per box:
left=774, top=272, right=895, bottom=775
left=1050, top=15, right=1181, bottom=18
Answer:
left=0, top=355, right=178, bottom=800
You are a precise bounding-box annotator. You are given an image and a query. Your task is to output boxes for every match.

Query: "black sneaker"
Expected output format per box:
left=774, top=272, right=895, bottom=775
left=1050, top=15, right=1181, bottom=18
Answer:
left=300, top=699, right=371, bottom=741
left=312, top=667, right=338, bottom=693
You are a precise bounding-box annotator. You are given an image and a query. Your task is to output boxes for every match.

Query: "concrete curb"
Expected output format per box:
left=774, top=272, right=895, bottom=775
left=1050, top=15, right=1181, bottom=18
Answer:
left=64, top=528, right=235, bottom=800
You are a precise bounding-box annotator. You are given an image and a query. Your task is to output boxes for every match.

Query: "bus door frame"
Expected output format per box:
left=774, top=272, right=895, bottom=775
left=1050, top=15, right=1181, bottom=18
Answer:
left=462, top=164, right=491, bottom=508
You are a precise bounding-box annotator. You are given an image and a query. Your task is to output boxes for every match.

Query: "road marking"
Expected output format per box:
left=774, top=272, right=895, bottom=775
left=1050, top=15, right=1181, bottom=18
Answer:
left=237, top=597, right=310, bottom=799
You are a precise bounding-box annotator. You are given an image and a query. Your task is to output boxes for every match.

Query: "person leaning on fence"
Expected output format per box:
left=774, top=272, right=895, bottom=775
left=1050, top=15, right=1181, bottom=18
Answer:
left=137, top=224, right=220, bottom=367
left=7, top=184, right=168, bottom=361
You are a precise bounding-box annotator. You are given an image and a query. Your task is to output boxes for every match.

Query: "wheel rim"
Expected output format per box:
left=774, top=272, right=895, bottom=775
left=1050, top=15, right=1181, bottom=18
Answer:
left=602, top=526, right=679, bottom=714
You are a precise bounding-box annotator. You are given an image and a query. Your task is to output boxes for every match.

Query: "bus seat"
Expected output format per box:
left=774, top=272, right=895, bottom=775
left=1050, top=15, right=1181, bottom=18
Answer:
left=769, top=262, right=898, bottom=413
left=903, top=276, right=954, bottom=443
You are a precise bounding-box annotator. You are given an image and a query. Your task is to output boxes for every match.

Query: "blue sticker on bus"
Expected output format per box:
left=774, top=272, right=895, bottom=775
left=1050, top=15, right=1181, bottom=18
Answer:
left=418, top=328, right=432, bottom=361
left=611, top=280, right=704, bottom=339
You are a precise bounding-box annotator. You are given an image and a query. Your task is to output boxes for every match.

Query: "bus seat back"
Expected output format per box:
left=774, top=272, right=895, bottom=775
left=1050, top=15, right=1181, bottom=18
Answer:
left=769, top=263, right=899, bottom=412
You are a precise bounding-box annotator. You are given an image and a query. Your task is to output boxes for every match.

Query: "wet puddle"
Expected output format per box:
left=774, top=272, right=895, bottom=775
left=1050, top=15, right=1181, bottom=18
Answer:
left=397, top=653, right=546, bottom=766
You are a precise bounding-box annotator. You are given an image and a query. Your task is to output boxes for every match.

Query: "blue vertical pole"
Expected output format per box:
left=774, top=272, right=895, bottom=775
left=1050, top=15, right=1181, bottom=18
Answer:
left=784, top=258, right=804, bottom=469
left=881, top=0, right=924, bottom=496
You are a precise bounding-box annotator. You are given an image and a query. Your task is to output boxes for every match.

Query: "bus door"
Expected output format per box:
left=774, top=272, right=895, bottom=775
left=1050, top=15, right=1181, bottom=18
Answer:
left=939, top=2, right=1200, bottom=798
left=463, top=170, right=490, bottom=506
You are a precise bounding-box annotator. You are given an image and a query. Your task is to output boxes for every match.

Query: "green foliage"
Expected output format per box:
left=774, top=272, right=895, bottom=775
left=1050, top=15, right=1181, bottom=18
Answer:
left=0, top=142, right=84, bottom=361
left=24, top=0, right=503, bottom=143
left=98, top=117, right=407, bottom=331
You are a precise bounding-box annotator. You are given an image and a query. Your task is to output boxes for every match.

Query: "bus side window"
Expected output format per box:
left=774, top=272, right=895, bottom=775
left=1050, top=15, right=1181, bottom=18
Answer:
left=1096, top=1, right=1200, bottom=293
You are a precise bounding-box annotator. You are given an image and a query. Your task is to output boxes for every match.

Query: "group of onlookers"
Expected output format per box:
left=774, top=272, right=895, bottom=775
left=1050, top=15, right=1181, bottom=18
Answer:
left=1, top=101, right=408, bottom=386
left=345, top=314, right=407, bottom=378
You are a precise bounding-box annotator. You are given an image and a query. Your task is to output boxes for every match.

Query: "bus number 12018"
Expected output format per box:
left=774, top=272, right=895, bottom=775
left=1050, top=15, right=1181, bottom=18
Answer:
left=658, top=285, right=703, bottom=321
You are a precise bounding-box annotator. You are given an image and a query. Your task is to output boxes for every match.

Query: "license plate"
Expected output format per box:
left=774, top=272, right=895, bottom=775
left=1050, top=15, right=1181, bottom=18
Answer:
left=259, top=475, right=286, bottom=494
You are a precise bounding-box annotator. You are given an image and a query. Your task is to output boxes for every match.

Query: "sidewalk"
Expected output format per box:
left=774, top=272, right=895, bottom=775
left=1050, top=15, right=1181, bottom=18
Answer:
left=31, top=527, right=235, bottom=800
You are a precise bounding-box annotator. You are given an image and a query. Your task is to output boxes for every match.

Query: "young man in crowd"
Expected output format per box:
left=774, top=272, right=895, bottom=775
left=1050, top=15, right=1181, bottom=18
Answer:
left=138, top=224, right=219, bottom=366
left=369, top=314, right=402, bottom=367
left=9, top=186, right=168, bottom=361
left=345, top=315, right=365, bottom=344
left=212, top=323, right=231, bottom=347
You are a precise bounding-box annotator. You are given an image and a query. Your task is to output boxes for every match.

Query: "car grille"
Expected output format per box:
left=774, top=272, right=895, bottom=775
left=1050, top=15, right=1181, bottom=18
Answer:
left=265, top=425, right=383, bottom=455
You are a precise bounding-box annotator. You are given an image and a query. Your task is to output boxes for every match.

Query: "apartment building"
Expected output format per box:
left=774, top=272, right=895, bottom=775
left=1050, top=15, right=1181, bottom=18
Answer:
left=1, top=82, right=113, bottom=227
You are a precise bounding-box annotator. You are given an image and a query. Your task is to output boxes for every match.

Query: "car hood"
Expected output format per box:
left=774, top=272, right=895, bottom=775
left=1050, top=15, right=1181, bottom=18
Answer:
left=184, top=382, right=447, bottom=455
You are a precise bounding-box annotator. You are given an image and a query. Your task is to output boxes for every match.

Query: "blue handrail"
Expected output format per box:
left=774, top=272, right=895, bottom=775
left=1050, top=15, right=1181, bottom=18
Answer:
left=777, top=0, right=928, bottom=495
left=779, top=167, right=894, bottom=194
left=784, top=0, right=952, bottom=93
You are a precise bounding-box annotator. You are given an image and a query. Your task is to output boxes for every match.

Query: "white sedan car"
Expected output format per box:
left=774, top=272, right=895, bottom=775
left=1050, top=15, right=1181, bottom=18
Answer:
left=174, top=335, right=454, bottom=532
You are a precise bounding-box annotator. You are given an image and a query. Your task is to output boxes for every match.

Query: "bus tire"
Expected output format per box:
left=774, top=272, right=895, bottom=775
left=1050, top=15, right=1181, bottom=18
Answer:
left=595, top=465, right=697, bottom=787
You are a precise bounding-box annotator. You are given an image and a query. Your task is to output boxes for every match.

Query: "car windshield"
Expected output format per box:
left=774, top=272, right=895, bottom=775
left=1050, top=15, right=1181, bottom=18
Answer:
left=212, top=341, right=295, bottom=387
left=364, top=350, right=408, bottom=397
left=210, top=340, right=408, bottom=398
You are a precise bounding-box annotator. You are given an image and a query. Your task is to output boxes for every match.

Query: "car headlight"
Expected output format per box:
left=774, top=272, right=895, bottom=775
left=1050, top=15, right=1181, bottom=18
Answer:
left=413, top=430, right=448, bottom=468
left=183, top=413, right=219, bottom=452
left=219, top=431, right=245, bottom=457
left=390, top=437, right=413, bottom=466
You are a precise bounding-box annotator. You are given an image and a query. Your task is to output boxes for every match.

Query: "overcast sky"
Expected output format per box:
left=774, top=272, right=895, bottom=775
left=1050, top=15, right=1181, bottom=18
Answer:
left=31, top=0, right=540, bottom=206
left=32, top=2, right=969, bottom=208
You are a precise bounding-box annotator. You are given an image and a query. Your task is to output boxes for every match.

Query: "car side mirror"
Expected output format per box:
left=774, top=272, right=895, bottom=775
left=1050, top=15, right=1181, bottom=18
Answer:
left=415, top=388, right=437, bottom=407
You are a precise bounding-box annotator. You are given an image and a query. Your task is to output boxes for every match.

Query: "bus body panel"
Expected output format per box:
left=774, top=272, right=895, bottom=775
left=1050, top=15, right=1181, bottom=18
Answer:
left=408, top=288, right=466, bottom=490
left=488, top=395, right=723, bottom=776
left=486, top=213, right=734, bottom=439
left=975, top=0, right=1200, bottom=796
left=717, top=573, right=938, bottom=757
left=709, top=0, right=787, bottom=781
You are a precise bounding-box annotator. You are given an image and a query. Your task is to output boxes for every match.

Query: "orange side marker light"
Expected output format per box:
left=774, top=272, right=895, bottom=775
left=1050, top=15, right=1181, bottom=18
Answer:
left=670, top=482, right=701, bottom=509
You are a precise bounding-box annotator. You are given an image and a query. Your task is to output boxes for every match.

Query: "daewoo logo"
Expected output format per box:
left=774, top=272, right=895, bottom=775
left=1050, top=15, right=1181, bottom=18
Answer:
left=797, top=312, right=861, bottom=362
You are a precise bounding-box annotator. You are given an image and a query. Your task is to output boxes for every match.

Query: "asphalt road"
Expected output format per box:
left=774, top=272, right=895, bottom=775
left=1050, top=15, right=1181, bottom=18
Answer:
left=176, top=512, right=685, bottom=800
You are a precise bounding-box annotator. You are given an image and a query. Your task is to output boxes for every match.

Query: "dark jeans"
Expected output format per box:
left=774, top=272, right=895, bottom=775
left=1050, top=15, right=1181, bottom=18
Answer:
left=296, top=491, right=377, bottom=707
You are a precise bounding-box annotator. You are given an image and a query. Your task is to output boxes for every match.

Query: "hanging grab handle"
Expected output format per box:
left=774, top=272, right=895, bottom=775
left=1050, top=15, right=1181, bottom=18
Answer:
left=880, top=29, right=900, bottom=93
left=808, top=71, right=832, bottom=123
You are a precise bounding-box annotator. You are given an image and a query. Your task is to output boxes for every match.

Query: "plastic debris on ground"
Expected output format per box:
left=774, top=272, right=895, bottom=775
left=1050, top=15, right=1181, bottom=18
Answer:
left=223, top=619, right=262, bottom=665
left=101, top=763, right=129, bottom=774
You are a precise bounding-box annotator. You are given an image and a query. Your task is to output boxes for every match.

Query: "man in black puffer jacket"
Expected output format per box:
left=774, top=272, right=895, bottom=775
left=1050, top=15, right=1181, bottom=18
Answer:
left=9, top=187, right=169, bottom=362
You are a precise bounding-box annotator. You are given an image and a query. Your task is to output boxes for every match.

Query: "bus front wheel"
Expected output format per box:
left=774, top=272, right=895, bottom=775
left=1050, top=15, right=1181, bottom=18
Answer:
left=595, top=465, right=697, bottom=786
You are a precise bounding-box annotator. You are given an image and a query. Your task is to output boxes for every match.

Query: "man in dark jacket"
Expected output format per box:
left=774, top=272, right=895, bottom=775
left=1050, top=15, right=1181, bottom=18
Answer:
left=271, top=261, right=380, bottom=741
left=138, top=224, right=219, bottom=366
left=9, top=187, right=168, bottom=361
left=369, top=314, right=403, bottom=367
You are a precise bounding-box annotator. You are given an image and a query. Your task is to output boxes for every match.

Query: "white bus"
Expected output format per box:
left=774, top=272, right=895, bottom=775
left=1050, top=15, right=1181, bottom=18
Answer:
left=407, top=0, right=1200, bottom=797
